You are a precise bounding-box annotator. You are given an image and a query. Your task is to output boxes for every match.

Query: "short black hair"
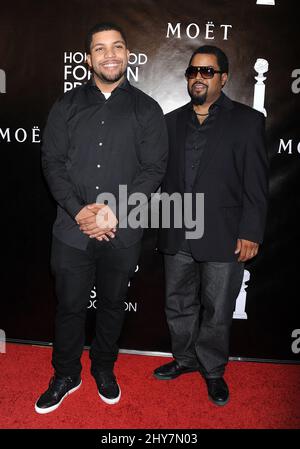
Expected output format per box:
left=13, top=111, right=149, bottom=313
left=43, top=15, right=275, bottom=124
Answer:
left=188, top=45, right=229, bottom=74
left=85, top=22, right=127, bottom=54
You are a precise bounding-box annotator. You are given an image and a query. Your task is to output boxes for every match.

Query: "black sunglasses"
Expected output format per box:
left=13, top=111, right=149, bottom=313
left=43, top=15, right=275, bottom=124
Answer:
left=185, top=65, right=223, bottom=79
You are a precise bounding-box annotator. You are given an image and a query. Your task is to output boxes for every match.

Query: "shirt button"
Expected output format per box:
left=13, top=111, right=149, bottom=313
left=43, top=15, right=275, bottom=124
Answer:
left=97, top=164, right=101, bottom=168
left=96, top=186, right=100, bottom=190
left=99, top=142, right=103, bottom=146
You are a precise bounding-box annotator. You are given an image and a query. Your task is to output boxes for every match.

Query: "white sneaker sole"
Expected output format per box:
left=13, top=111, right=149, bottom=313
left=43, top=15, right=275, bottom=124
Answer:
left=34, top=380, right=82, bottom=414
left=98, top=384, right=121, bottom=405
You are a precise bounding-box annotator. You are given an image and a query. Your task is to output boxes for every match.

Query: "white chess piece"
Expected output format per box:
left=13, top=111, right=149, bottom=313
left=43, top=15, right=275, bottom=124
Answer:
left=233, top=270, right=250, bottom=319
left=253, top=58, right=269, bottom=117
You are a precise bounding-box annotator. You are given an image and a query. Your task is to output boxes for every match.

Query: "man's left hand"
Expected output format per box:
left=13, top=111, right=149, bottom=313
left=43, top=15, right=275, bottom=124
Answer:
left=235, top=239, right=259, bottom=262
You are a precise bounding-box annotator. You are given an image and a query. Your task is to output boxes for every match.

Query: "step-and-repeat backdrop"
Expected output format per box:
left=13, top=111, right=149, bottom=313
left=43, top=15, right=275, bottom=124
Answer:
left=1, top=0, right=299, bottom=361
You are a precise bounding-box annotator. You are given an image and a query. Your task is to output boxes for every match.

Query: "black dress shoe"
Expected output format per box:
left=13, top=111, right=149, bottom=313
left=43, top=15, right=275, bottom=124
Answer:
left=153, top=360, right=199, bottom=380
left=35, top=374, right=81, bottom=414
left=205, top=377, right=229, bottom=406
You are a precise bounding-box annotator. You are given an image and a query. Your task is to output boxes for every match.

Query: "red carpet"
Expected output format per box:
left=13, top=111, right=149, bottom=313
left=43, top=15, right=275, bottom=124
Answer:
left=0, top=343, right=299, bottom=429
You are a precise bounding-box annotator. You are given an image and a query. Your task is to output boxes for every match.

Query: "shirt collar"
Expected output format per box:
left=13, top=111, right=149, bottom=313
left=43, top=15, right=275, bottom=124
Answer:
left=211, top=91, right=225, bottom=109
left=87, top=74, right=131, bottom=93
left=189, top=91, right=230, bottom=116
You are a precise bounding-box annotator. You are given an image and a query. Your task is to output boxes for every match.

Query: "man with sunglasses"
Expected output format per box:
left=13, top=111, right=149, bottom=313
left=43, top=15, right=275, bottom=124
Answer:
left=154, top=46, right=268, bottom=406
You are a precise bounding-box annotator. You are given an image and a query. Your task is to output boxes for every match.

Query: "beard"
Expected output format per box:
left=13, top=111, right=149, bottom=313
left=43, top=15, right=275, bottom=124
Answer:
left=93, top=65, right=126, bottom=84
left=188, top=82, right=208, bottom=105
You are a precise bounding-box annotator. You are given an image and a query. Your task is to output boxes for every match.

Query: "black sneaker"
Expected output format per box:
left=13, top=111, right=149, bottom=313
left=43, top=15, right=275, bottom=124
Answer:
left=93, top=370, right=121, bottom=405
left=35, top=374, right=82, bottom=414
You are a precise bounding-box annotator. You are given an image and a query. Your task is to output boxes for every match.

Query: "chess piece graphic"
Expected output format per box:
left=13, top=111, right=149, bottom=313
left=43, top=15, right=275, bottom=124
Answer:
left=253, top=58, right=269, bottom=117
left=233, top=270, right=250, bottom=319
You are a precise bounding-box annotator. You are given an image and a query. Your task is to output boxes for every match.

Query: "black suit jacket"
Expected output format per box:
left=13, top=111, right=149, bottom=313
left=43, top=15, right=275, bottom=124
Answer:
left=158, top=93, right=269, bottom=262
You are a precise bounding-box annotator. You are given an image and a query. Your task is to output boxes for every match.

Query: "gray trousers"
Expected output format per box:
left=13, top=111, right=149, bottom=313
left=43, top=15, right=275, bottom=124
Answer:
left=164, top=242, right=244, bottom=379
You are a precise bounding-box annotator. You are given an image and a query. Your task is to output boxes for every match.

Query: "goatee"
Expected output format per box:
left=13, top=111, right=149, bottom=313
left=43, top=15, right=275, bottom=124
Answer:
left=188, top=83, right=208, bottom=105
left=93, top=68, right=126, bottom=84
left=191, top=93, right=207, bottom=105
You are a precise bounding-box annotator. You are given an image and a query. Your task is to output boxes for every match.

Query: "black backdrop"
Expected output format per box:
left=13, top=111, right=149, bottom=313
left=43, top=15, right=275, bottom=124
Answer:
left=1, top=0, right=300, bottom=362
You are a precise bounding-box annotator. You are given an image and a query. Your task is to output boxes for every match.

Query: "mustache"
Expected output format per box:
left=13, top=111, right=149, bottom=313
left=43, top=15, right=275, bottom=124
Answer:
left=192, top=81, right=208, bottom=88
left=100, top=59, right=122, bottom=65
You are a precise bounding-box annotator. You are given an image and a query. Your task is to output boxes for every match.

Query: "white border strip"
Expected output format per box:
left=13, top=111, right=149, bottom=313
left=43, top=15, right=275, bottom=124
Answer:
left=119, top=349, right=172, bottom=358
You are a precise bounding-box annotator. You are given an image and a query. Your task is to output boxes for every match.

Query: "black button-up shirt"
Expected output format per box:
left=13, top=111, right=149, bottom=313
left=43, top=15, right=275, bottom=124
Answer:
left=181, top=93, right=224, bottom=253
left=41, top=77, right=168, bottom=250
left=185, top=93, right=223, bottom=192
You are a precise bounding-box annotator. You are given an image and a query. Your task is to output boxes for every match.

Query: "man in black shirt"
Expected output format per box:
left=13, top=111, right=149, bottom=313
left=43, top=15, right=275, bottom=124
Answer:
left=154, top=46, right=268, bottom=406
left=35, top=22, right=168, bottom=414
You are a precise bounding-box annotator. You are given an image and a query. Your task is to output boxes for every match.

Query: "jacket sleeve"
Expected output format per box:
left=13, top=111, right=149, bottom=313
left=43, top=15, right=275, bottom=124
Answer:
left=238, top=113, right=269, bottom=243
left=41, top=99, right=84, bottom=220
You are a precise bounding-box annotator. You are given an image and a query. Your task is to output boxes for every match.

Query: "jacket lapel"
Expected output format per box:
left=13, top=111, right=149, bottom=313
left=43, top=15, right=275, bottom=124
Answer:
left=193, top=94, right=234, bottom=183
left=175, top=103, right=190, bottom=193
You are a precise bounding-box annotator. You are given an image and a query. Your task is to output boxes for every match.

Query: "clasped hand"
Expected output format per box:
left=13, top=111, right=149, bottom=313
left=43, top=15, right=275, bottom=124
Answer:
left=75, top=203, right=118, bottom=241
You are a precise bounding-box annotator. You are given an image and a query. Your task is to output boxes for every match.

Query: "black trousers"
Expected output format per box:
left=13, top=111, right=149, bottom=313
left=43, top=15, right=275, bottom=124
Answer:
left=164, top=240, right=244, bottom=379
left=50, top=235, right=141, bottom=377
